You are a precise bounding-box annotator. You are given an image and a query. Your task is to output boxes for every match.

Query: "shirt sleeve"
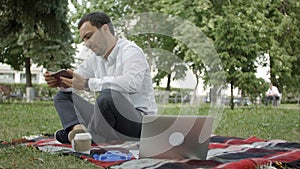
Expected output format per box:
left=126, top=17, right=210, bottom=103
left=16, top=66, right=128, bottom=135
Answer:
left=88, top=47, right=148, bottom=93
left=74, top=55, right=95, bottom=78
left=273, top=86, right=280, bottom=96
left=266, top=88, right=270, bottom=95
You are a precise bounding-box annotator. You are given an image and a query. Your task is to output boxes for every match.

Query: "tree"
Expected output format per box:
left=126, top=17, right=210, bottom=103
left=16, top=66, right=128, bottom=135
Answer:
left=0, top=0, right=74, bottom=90
left=161, top=0, right=227, bottom=104
left=258, top=0, right=300, bottom=97
left=164, top=0, right=300, bottom=106
left=68, top=0, right=300, bottom=106
left=208, top=1, right=262, bottom=108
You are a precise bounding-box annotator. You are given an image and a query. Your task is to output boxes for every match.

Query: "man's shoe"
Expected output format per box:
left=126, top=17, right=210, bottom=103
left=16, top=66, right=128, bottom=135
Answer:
left=68, top=124, right=89, bottom=142
left=54, top=129, right=71, bottom=144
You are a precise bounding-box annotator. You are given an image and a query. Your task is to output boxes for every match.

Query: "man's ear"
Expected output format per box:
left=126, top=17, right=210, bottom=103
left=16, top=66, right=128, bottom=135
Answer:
left=102, top=24, right=109, bottom=32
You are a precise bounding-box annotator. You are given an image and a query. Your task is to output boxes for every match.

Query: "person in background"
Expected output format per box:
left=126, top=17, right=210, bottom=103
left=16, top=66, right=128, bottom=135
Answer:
left=43, top=12, right=157, bottom=144
left=265, top=83, right=280, bottom=106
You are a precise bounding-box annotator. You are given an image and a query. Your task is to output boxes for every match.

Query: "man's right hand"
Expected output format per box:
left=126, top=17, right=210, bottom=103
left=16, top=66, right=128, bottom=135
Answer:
left=44, top=71, right=59, bottom=88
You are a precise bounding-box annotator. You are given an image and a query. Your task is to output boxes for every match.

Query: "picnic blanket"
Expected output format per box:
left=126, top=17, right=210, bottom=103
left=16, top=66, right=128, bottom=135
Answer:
left=1, top=134, right=300, bottom=169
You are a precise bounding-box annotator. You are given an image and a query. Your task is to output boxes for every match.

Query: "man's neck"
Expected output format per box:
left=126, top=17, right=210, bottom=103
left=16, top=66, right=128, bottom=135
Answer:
left=103, top=37, right=118, bottom=58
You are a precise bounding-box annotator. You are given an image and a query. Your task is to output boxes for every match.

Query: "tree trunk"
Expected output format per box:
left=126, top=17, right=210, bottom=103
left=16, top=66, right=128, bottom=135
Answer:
left=146, top=34, right=152, bottom=72
left=240, top=89, right=244, bottom=106
left=230, top=81, right=234, bottom=110
left=269, top=54, right=277, bottom=85
left=166, top=74, right=171, bottom=91
left=191, top=74, right=199, bottom=105
left=25, top=58, right=34, bottom=102
left=25, top=57, right=32, bottom=87
left=162, top=74, right=172, bottom=104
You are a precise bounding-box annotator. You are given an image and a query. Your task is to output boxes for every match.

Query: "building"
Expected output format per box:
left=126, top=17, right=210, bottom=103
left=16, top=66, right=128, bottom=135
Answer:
left=0, top=63, right=45, bottom=84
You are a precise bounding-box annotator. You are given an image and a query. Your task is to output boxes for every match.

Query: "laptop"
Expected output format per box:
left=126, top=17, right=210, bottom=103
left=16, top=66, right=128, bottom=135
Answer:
left=139, top=115, right=213, bottom=159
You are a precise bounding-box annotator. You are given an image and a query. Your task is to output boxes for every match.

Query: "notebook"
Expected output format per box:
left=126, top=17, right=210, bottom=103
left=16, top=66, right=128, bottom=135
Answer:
left=139, top=115, right=213, bottom=159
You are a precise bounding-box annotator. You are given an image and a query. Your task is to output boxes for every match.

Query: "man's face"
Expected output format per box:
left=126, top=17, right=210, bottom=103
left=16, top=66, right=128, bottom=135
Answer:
left=79, top=21, right=107, bottom=56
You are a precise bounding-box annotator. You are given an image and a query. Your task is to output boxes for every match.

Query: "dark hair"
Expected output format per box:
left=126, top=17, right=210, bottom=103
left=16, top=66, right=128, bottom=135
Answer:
left=78, top=12, right=115, bottom=36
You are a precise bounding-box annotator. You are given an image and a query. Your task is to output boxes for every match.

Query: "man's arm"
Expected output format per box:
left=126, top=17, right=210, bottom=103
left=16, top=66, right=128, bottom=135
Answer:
left=74, top=54, right=95, bottom=79
left=273, top=86, right=280, bottom=96
left=266, top=88, right=271, bottom=96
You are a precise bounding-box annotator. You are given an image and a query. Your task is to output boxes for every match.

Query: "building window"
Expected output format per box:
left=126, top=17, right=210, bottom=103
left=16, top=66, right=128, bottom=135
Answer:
left=0, top=73, right=15, bottom=83
left=20, top=73, right=38, bottom=83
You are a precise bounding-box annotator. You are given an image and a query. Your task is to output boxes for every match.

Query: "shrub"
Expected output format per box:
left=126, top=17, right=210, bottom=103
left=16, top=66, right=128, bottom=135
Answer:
left=0, top=83, right=57, bottom=100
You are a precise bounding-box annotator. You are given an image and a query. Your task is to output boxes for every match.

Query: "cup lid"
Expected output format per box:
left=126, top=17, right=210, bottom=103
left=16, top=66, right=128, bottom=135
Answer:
left=74, top=133, right=92, bottom=140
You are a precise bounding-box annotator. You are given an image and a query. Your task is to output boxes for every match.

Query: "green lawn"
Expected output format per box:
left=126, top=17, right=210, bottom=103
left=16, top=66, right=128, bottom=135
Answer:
left=0, top=102, right=299, bottom=168
left=158, top=104, right=300, bottom=142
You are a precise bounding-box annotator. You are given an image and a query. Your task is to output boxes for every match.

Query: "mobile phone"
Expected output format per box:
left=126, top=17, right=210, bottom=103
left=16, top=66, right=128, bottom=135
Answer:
left=51, top=69, right=72, bottom=88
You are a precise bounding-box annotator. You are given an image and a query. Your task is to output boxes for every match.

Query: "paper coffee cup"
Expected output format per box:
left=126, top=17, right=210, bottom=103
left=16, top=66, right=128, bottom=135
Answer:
left=72, top=133, right=92, bottom=154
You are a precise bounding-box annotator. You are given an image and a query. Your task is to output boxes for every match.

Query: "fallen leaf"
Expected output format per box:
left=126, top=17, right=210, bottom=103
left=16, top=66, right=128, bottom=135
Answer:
left=31, top=158, right=45, bottom=163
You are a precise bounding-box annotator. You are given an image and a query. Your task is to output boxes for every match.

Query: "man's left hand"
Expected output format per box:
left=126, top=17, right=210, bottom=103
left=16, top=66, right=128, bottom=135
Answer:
left=61, top=69, right=87, bottom=90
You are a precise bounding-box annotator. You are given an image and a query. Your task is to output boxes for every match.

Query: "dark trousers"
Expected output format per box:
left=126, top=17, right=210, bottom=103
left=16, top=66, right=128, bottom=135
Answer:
left=53, top=89, right=144, bottom=142
left=265, top=95, right=280, bottom=106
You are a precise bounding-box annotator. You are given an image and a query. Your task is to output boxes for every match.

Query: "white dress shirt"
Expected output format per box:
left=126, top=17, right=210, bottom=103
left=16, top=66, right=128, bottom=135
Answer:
left=266, top=86, right=280, bottom=97
left=74, top=38, right=157, bottom=114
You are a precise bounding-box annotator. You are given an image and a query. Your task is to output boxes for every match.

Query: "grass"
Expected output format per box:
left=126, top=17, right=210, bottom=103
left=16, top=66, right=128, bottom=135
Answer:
left=215, top=106, right=300, bottom=141
left=158, top=104, right=300, bottom=142
left=0, top=146, right=99, bottom=168
left=0, top=102, right=299, bottom=168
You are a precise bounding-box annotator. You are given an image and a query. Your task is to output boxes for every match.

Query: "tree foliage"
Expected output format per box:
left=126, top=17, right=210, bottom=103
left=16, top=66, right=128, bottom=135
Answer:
left=68, top=0, right=299, bottom=105
left=0, top=0, right=74, bottom=87
left=259, top=0, right=300, bottom=96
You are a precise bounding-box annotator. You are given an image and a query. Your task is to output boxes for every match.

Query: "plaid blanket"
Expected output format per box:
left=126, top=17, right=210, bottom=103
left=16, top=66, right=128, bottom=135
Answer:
left=2, top=135, right=299, bottom=169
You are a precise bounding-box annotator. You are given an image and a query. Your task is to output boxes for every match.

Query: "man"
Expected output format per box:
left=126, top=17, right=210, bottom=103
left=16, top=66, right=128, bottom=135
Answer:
left=265, top=83, right=280, bottom=106
left=44, top=12, right=157, bottom=144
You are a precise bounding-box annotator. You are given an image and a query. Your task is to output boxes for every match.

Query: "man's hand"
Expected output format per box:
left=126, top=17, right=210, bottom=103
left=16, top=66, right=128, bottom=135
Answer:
left=61, top=69, right=87, bottom=90
left=44, top=71, right=59, bottom=88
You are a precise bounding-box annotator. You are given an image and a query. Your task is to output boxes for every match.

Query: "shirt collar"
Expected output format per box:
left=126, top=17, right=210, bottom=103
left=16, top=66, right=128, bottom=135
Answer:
left=105, top=38, right=120, bottom=65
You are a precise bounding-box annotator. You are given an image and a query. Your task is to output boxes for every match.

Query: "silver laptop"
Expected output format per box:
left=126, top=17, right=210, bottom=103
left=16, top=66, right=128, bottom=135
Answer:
left=139, top=115, right=213, bottom=159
